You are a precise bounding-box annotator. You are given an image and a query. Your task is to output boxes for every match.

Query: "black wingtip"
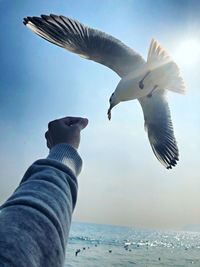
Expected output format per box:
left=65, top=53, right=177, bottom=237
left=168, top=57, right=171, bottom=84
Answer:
left=23, top=16, right=35, bottom=25
left=166, top=159, right=178, bottom=169
left=50, top=13, right=57, bottom=17
left=166, top=165, right=172, bottom=170
left=23, top=15, right=43, bottom=26
left=41, top=14, right=51, bottom=21
left=23, top=17, right=29, bottom=25
left=41, top=14, right=47, bottom=19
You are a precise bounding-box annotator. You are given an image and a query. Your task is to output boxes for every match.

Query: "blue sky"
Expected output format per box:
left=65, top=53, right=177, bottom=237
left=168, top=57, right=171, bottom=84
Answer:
left=0, top=0, right=200, bottom=229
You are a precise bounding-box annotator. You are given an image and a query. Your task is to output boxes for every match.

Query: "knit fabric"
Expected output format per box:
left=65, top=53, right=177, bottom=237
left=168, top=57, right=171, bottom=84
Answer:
left=0, top=144, right=82, bottom=267
left=47, top=143, right=82, bottom=176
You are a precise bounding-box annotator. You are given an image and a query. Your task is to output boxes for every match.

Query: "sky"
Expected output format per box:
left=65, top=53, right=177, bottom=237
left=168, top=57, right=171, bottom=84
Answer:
left=0, top=0, right=200, bottom=230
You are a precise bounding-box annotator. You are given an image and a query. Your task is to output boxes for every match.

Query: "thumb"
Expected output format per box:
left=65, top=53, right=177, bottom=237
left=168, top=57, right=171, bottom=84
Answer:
left=75, top=118, right=89, bottom=131
left=71, top=118, right=88, bottom=131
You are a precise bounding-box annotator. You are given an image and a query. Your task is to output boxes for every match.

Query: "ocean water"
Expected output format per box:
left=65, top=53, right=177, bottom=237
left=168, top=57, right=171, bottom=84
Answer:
left=65, top=222, right=200, bottom=267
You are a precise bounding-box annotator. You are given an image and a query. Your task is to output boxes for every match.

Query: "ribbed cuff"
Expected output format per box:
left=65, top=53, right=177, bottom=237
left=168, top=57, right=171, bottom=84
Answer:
left=47, top=144, right=82, bottom=176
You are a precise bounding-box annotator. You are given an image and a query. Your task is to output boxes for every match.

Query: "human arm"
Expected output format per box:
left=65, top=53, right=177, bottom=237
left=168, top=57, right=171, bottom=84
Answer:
left=0, top=116, right=88, bottom=267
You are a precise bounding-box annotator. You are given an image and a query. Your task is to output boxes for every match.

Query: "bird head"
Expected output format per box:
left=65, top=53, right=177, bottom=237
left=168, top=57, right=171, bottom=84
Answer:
left=107, top=92, right=120, bottom=120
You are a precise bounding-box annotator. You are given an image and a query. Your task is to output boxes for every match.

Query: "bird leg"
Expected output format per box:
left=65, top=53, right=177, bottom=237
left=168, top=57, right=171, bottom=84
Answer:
left=147, top=85, right=158, bottom=98
left=139, top=71, right=151, bottom=89
left=107, top=108, right=111, bottom=120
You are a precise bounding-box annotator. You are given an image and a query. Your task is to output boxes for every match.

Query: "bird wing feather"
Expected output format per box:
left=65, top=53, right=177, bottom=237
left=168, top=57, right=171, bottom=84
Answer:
left=24, top=14, right=145, bottom=77
left=138, top=91, right=179, bottom=169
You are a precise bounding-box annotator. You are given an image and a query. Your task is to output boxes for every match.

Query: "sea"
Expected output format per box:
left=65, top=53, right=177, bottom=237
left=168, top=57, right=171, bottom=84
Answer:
left=65, top=222, right=200, bottom=267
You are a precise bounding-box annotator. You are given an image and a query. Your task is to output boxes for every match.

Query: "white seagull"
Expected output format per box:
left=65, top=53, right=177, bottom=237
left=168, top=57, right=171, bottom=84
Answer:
left=23, top=14, right=185, bottom=169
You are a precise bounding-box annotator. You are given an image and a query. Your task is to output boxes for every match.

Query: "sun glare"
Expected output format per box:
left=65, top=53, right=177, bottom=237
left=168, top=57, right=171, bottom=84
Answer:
left=173, top=39, right=200, bottom=67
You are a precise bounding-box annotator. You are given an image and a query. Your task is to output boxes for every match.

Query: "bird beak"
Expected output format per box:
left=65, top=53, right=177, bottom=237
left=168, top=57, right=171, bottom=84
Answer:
left=107, top=107, right=112, bottom=120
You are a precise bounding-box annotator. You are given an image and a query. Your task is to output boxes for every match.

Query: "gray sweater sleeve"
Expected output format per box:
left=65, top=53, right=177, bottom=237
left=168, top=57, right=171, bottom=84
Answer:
left=0, top=143, right=82, bottom=267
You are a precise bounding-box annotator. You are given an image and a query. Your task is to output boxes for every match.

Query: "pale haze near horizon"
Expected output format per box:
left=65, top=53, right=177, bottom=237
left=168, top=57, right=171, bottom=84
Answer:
left=0, top=0, right=200, bottom=230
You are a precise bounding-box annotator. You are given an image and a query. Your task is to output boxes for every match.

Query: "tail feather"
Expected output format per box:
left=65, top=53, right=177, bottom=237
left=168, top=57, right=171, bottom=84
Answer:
left=166, top=76, right=185, bottom=94
left=147, top=39, right=186, bottom=94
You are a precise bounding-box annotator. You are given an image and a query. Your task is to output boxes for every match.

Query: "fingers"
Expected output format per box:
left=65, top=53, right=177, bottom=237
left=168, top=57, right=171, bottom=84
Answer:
left=48, top=120, right=58, bottom=130
left=45, top=131, right=50, bottom=149
left=46, top=116, right=89, bottom=150
left=73, top=118, right=88, bottom=130
left=60, top=116, right=88, bottom=128
left=45, top=131, right=53, bottom=149
left=46, top=140, right=51, bottom=149
left=48, top=117, right=89, bottom=130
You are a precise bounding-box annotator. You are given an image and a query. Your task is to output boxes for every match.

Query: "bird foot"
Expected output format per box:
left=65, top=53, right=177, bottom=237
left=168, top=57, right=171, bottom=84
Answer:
left=139, top=71, right=151, bottom=89
left=139, top=80, right=144, bottom=89
left=147, top=85, right=158, bottom=98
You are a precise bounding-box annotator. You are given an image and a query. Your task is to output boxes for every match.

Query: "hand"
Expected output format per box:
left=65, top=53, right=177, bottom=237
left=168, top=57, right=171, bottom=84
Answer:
left=45, top=116, right=88, bottom=150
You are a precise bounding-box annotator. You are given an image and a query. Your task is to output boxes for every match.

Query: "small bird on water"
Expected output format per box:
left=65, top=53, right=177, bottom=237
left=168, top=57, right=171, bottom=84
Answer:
left=23, top=14, right=185, bottom=169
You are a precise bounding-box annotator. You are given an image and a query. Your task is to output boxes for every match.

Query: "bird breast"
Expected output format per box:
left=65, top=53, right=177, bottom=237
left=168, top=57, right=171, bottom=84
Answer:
left=115, top=74, right=153, bottom=101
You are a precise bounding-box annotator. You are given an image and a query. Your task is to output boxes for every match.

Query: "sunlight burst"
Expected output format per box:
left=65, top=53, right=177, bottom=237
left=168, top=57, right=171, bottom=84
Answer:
left=173, top=39, right=200, bottom=67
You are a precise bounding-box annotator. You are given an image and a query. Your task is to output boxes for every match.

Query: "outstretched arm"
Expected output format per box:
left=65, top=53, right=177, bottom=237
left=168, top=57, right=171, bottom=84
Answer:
left=0, top=116, right=88, bottom=267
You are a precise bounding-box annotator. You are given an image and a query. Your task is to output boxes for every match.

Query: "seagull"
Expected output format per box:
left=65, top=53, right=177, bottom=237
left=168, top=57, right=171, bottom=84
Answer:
left=23, top=14, right=185, bottom=169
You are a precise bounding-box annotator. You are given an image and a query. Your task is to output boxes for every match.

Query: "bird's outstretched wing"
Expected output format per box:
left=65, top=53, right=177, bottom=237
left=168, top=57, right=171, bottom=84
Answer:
left=23, top=14, right=145, bottom=77
left=138, top=91, right=179, bottom=169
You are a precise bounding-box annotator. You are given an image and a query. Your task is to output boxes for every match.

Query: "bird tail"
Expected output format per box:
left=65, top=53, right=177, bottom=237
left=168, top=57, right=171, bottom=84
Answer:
left=147, top=39, right=185, bottom=94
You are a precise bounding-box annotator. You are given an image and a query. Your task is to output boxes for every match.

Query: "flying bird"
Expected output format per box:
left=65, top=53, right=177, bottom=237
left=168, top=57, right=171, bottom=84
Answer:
left=23, top=14, right=185, bottom=169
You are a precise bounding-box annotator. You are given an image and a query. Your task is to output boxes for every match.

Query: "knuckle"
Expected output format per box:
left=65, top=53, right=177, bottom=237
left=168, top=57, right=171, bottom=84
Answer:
left=46, top=141, right=50, bottom=149
left=48, top=122, right=53, bottom=129
left=45, top=131, right=49, bottom=139
left=48, top=119, right=58, bottom=129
